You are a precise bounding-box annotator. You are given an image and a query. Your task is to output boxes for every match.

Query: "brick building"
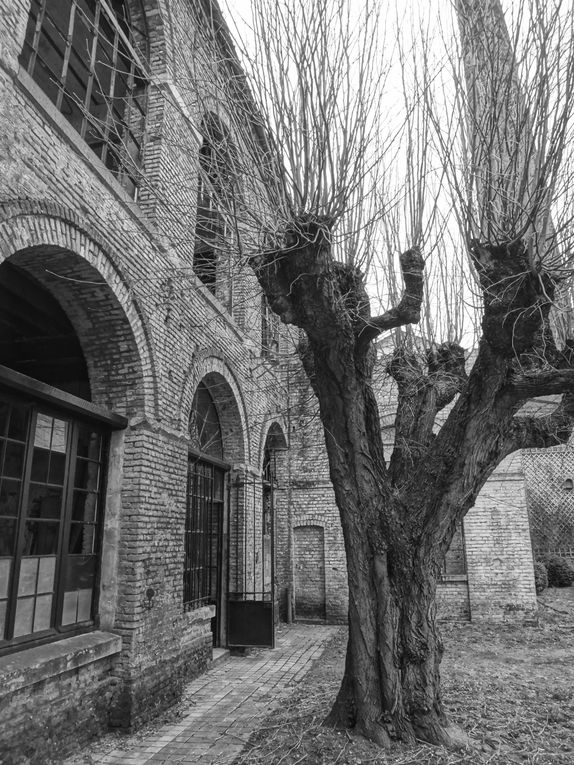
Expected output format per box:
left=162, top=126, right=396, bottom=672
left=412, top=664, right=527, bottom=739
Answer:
left=0, top=1, right=293, bottom=761
left=0, top=1, right=538, bottom=762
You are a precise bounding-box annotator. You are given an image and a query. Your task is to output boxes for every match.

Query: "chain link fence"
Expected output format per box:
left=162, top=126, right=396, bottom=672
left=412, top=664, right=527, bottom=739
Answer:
left=523, top=447, right=574, bottom=561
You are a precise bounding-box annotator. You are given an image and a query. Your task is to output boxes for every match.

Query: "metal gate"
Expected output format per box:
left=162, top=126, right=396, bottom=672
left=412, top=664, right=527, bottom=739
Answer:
left=227, top=461, right=275, bottom=648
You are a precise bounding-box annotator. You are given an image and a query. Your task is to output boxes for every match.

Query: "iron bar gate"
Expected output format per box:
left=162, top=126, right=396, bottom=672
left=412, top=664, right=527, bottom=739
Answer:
left=227, top=459, right=275, bottom=648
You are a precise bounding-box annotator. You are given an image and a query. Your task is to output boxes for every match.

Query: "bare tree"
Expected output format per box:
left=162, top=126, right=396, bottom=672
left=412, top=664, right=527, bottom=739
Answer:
left=183, top=0, right=574, bottom=748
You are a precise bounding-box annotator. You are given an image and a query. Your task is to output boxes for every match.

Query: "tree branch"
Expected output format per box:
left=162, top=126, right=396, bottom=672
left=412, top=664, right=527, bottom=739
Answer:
left=510, top=394, right=574, bottom=450
left=357, top=248, right=424, bottom=346
left=386, top=343, right=467, bottom=483
left=508, top=368, right=574, bottom=398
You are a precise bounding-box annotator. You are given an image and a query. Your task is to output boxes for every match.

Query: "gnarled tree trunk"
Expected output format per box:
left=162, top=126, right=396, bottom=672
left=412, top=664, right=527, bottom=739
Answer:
left=249, top=218, right=574, bottom=747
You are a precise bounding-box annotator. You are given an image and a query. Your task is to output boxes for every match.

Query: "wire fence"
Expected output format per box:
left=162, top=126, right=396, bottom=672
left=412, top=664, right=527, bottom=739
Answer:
left=523, top=447, right=574, bottom=558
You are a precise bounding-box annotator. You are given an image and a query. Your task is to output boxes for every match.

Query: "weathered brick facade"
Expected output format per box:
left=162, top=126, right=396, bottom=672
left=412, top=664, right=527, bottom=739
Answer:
left=0, top=1, right=291, bottom=761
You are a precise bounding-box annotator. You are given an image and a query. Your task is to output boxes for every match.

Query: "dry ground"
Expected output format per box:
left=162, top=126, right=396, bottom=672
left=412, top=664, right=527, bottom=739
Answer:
left=233, top=588, right=574, bottom=765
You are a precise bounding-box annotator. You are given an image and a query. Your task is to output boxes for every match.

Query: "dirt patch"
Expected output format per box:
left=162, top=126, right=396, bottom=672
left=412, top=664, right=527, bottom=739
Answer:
left=233, top=589, right=574, bottom=765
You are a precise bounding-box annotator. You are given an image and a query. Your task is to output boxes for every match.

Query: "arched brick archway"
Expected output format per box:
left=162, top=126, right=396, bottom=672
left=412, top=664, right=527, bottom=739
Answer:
left=0, top=210, right=156, bottom=419
left=181, top=352, right=249, bottom=464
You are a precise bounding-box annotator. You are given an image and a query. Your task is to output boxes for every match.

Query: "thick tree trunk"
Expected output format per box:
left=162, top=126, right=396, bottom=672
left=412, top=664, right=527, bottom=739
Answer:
left=325, top=521, right=461, bottom=747
left=249, top=226, right=573, bottom=750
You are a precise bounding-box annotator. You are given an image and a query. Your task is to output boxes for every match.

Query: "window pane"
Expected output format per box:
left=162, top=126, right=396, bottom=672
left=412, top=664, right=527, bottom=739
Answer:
left=4, top=442, right=25, bottom=479
left=77, top=588, right=92, bottom=622
left=0, top=600, right=6, bottom=639
left=76, top=427, right=102, bottom=459
left=13, top=597, right=34, bottom=637
left=74, top=459, right=99, bottom=490
left=62, top=590, right=78, bottom=625
left=51, top=419, right=67, bottom=453
left=22, top=521, right=60, bottom=555
left=38, top=556, right=56, bottom=593
left=31, top=448, right=49, bottom=483
left=0, top=480, right=21, bottom=517
left=17, top=557, right=38, bottom=596
left=8, top=405, right=29, bottom=442
left=28, top=484, right=63, bottom=519
left=0, top=558, right=12, bottom=599
left=0, top=402, right=9, bottom=436
left=48, top=451, right=66, bottom=485
left=33, top=594, right=53, bottom=632
left=72, top=490, right=98, bottom=522
left=34, top=413, right=54, bottom=450
left=68, top=522, right=96, bottom=554
left=64, top=555, right=95, bottom=589
left=213, top=469, right=224, bottom=501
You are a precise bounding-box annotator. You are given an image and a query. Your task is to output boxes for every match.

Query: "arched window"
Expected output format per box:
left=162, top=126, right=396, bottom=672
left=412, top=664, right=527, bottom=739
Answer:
left=20, top=0, right=147, bottom=198
left=189, top=381, right=224, bottom=460
left=185, top=382, right=226, bottom=642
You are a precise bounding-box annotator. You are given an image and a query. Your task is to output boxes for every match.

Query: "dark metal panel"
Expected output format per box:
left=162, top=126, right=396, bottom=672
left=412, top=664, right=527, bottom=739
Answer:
left=227, top=600, right=274, bottom=648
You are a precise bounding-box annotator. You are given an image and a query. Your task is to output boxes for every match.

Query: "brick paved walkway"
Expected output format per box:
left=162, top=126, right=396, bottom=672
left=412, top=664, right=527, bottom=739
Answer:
left=64, top=624, right=340, bottom=765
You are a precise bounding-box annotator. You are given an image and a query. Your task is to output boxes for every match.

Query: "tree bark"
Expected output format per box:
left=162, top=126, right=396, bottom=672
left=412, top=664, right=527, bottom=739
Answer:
left=249, top=221, right=574, bottom=748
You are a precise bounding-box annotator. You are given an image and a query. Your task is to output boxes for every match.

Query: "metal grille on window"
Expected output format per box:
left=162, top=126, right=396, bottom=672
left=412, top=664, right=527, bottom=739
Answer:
left=183, top=460, right=224, bottom=612
left=20, top=0, right=147, bottom=199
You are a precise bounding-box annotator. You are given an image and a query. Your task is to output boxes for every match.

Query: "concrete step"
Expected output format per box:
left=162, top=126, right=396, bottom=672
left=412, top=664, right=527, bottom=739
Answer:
left=210, top=647, right=230, bottom=667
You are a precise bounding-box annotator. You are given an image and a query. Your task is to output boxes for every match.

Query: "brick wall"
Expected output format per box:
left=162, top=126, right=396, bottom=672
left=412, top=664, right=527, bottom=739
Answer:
left=465, top=452, right=537, bottom=620
left=0, top=0, right=291, bottom=758
left=0, top=633, right=121, bottom=764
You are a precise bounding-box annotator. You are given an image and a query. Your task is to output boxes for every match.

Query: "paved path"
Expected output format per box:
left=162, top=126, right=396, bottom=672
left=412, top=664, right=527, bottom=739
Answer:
left=65, top=624, right=340, bottom=765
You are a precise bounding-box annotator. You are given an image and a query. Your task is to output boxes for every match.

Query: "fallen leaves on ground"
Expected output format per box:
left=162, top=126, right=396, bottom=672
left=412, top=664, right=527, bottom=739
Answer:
left=233, top=588, right=574, bottom=765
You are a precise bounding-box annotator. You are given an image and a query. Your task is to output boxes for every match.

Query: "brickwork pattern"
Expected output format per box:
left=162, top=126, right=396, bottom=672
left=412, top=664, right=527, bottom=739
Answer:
left=465, top=453, right=537, bottom=620
left=0, top=0, right=293, bottom=758
left=62, top=624, right=339, bottom=765
left=293, top=525, right=326, bottom=620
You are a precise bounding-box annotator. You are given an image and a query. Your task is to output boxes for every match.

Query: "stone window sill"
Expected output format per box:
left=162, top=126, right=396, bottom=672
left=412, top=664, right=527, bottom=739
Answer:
left=0, top=631, right=121, bottom=697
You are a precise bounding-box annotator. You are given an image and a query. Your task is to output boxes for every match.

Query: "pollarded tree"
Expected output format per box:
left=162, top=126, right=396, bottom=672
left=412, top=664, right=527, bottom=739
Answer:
left=200, top=0, right=574, bottom=747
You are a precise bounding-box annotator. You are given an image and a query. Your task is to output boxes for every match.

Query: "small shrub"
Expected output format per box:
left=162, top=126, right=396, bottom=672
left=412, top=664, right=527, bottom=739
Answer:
left=544, top=555, right=574, bottom=588
left=534, top=561, right=548, bottom=594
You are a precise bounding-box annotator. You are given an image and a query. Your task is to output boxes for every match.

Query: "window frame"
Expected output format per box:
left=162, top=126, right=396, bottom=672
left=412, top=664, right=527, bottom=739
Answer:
left=20, top=0, right=148, bottom=199
left=0, top=382, right=118, bottom=656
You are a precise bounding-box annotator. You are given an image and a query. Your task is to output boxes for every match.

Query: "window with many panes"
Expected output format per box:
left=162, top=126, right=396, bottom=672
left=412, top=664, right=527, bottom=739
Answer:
left=184, top=383, right=226, bottom=635
left=20, top=0, right=147, bottom=198
left=183, top=459, right=224, bottom=612
left=194, top=119, right=236, bottom=296
left=0, top=396, right=107, bottom=651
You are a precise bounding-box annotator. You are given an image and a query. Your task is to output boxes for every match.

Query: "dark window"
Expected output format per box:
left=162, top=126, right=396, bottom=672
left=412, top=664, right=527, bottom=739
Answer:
left=20, top=0, right=147, bottom=199
left=189, top=382, right=224, bottom=460
left=261, top=296, right=280, bottom=358
left=0, top=397, right=107, bottom=651
left=183, top=459, right=224, bottom=614
left=185, top=384, right=227, bottom=645
left=194, top=122, right=234, bottom=295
